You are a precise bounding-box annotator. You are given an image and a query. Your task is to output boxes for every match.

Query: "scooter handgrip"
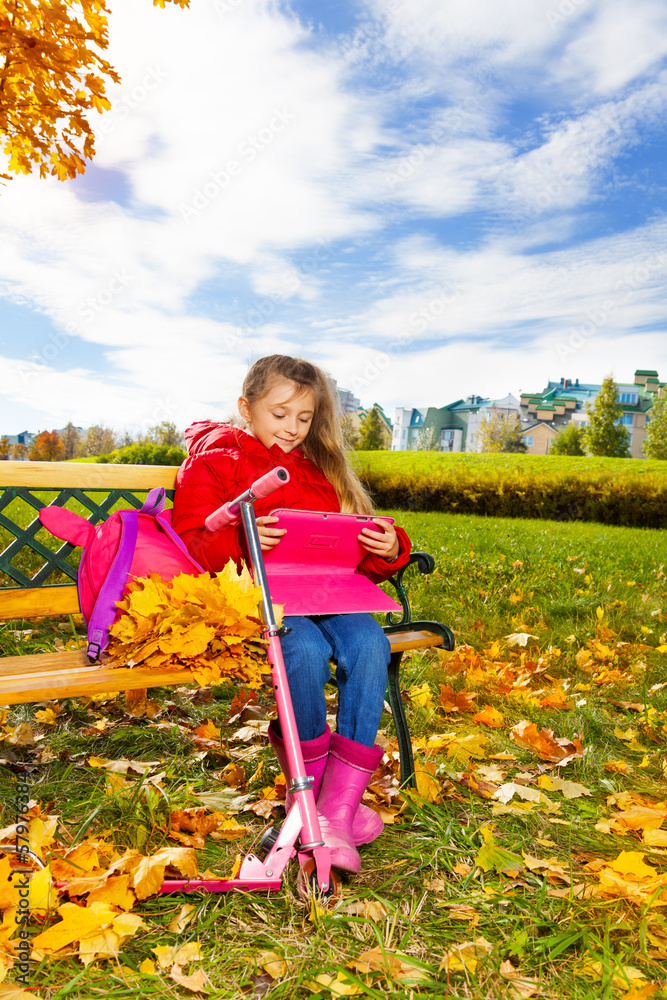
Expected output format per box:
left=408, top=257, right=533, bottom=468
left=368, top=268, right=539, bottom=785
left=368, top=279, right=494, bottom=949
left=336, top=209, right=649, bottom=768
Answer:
left=204, top=468, right=289, bottom=532
left=205, top=502, right=238, bottom=532
left=250, top=467, right=290, bottom=498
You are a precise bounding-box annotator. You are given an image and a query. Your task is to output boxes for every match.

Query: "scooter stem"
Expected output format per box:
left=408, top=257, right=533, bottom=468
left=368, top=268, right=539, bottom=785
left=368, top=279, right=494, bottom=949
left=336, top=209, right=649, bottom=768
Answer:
left=239, top=503, right=326, bottom=856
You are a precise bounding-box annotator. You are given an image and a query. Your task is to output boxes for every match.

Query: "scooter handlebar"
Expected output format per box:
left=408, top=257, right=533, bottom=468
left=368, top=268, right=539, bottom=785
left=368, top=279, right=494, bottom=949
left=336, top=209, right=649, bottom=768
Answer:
left=204, top=467, right=289, bottom=531
left=250, top=466, right=290, bottom=499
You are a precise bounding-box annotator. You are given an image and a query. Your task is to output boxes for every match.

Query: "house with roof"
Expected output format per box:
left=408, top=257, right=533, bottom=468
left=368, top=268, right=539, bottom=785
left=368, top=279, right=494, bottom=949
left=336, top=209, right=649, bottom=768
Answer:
left=3, top=430, right=34, bottom=448
left=392, top=395, right=520, bottom=452
left=519, top=371, right=664, bottom=456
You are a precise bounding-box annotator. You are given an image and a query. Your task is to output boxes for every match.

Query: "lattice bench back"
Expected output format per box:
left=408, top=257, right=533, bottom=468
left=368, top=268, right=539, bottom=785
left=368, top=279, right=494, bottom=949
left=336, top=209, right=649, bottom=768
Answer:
left=0, top=462, right=178, bottom=620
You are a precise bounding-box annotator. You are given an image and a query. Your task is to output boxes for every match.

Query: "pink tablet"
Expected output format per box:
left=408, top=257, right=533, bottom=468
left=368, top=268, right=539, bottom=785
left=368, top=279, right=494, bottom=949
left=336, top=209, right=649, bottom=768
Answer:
left=261, top=509, right=403, bottom=616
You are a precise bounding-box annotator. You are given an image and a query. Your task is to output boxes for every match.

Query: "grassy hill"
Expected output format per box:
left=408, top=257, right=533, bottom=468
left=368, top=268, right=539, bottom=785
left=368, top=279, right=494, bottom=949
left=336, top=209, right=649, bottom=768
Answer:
left=350, top=451, right=667, bottom=527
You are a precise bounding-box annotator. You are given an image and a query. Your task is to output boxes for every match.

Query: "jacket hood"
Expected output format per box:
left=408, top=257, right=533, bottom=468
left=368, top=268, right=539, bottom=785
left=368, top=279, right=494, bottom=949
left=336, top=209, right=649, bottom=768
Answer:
left=184, top=421, right=243, bottom=456
left=184, top=421, right=304, bottom=460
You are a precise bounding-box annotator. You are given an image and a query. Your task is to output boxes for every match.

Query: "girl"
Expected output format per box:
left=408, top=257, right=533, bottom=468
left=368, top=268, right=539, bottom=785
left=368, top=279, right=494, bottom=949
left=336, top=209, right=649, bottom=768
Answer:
left=172, top=355, right=412, bottom=877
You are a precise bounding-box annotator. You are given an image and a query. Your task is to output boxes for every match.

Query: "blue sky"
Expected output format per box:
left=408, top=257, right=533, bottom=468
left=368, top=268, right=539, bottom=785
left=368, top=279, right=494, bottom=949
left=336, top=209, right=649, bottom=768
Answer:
left=1, top=0, right=666, bottom=436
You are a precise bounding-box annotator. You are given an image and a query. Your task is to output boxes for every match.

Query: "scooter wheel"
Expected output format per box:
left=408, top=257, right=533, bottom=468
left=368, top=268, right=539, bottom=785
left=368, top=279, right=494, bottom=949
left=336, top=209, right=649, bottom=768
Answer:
left=297, top=859, right=341, bottom=903
left=259, top=826, right=279, bottom=855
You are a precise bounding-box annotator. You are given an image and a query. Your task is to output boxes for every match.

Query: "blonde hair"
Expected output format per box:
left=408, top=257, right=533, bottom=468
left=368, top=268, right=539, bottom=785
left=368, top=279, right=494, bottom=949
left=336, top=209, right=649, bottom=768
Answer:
left=241, top=355, right=374, bottom=515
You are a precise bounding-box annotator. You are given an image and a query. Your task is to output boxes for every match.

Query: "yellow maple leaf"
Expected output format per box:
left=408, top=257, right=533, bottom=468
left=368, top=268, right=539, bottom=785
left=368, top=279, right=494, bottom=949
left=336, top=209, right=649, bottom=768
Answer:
left=86, top=874, right=135, bottom=911
left=475, top=825, right=524, bottom=875
left=348, top=946, right=429, bottom=983
left=537, top=775, right=591, bottom=799
left=440, top=936, right=493, bottom=973
left=168, top=904, right=196, bottom=934
left=153, top=944, right=180, bottom=970
left=32, top=901, right=117, bottom=952
left=34, top=707, right=59, bottom=726
left=259, top=950, right=287, bottom=978
left=473, top=705, right=504, bottom=728
left=129, top=847, right=197, bottom=900
left=409, top=683, right=434, bottom=709
left=539, top=687, right=572, bottom=710
left=445, top=732, right=489, bottom=763
left=28, top=864, right=56, bottom=916
left=307, top=971, right=364, bottom=995
left=605, top=760, right=631, bottom=774
left=413, top=758, right=442, bottom=803
left=581, top=960, right=647, bottom=990
left=170, top=965, right=211, bottom=993
left=342, top=900, right=389, bottom=921
left=29, top=815, right=58, bottom=857
left=0, top=857, right=18, bottom=913
left=608, top=851, right=658, bottom=881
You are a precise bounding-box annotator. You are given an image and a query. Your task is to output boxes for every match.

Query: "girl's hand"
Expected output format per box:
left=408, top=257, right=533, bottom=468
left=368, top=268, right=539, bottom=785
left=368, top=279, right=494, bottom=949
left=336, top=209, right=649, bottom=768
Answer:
left=256, top=515, right=286, bottom=551
left=358, top=517, right=399, bottom=561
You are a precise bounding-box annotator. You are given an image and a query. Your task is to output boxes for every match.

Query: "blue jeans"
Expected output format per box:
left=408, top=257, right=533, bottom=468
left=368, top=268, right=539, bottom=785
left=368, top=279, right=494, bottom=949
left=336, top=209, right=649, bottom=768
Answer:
left=278, top=613, right=391, bottom=747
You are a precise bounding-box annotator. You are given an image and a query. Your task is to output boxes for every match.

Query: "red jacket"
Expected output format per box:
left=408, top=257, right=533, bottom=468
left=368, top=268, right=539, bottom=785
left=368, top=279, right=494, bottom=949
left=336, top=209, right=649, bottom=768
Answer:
left=172, top=422, right=411, bottom=583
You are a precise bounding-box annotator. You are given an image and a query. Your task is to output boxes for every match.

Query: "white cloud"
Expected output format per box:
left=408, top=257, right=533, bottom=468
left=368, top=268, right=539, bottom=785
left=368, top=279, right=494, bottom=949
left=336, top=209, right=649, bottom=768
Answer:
left=370, top=0, right=667, bottom=97
left=556, top=0, right=667, bottom=94
left=316, top=218, right=667, bottom=380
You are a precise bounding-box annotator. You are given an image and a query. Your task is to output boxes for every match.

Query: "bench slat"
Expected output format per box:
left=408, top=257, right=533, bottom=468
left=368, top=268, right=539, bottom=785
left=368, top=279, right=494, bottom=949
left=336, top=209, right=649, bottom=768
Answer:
left=0, top=461, right=178, bottom=490
left=0, top=585, right=80, bottom=620
left=386, top=630, right=444, bottom=652
left=0, top=631, right=444, bottom=705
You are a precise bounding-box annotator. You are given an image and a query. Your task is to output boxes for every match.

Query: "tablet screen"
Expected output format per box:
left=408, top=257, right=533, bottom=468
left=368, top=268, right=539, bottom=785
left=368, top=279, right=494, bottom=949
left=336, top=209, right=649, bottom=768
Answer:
left=264, top=509, right=394, bottom=570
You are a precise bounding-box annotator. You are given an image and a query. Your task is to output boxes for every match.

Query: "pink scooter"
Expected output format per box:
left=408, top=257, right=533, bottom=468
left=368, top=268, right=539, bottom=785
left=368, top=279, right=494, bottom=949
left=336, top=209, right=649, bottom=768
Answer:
left=160, top=467, right=339, bottom=899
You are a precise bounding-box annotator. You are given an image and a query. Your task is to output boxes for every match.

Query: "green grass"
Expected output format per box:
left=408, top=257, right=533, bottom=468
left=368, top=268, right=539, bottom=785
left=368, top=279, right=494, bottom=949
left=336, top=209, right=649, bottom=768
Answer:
left=2, top=511, right=667, bottom=998
left=352, top=450, right=667, bottom=477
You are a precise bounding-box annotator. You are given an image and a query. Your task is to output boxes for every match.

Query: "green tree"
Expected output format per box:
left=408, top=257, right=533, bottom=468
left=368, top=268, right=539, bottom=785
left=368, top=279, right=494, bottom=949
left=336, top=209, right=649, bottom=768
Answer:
left=643, top=395, right=667, bottom=460
left=145, top=420, right=183, bottom=448
left=582, top=375, right=630, bottom=457
left=358, top=407, right=386, bottom=450
left=479, top=411, right=527, bottom=453
left=412, top=425, right=440, bottom=451
left=340, top=414, right=360, bottom=451
left=550, top=421, right=585, bottom=456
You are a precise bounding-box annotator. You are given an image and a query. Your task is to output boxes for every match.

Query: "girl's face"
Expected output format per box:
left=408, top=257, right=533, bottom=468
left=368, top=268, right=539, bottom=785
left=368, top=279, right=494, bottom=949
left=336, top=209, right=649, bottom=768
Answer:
left=238, top=380, right=316, bottom=453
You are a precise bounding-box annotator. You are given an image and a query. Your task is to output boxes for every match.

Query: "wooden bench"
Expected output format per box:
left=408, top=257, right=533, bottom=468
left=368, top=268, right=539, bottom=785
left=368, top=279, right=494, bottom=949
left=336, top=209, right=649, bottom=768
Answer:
left=0, top=461, right=454, bottom=786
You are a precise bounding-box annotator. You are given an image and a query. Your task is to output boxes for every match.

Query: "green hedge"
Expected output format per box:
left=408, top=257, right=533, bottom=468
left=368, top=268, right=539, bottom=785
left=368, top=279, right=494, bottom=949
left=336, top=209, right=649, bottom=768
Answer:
left=96, top=442, right=186, bottom=465
left=354, top=453, right=667, bottom=527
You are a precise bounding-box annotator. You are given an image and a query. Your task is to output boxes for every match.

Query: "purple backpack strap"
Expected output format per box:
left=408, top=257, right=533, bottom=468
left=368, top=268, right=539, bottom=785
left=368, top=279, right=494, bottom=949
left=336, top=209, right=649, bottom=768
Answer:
left=141, top=487, right=166, bottom=516
left=154, top=516, right=205, bottom=571
left=144, top=486, right=205, bottom=570
left=86, top=511, right=138, bottom=662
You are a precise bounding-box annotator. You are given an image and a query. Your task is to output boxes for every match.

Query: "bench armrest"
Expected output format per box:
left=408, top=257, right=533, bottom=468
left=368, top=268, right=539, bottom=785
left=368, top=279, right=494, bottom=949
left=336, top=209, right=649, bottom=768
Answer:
left=384, top=551, right=435, bottom=628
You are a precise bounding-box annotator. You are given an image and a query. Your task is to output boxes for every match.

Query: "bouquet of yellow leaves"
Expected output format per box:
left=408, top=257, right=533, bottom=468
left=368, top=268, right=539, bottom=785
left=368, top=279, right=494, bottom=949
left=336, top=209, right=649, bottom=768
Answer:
left=106, top=562, right=280, bottom=688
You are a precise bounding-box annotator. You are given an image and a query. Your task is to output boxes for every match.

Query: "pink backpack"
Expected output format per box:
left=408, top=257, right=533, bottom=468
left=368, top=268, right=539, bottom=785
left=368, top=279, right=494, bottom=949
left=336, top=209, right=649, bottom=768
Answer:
left=39, top=487, right=204, bottom=662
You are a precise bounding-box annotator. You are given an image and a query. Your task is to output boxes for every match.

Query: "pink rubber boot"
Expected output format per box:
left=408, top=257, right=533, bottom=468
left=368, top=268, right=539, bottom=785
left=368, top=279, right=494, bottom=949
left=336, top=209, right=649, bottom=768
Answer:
left=267, top=722, right=383, bottom=847
left=315, top=732, right=385, bottom=875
